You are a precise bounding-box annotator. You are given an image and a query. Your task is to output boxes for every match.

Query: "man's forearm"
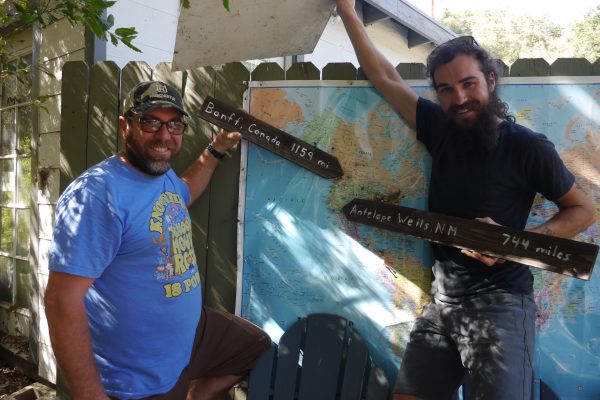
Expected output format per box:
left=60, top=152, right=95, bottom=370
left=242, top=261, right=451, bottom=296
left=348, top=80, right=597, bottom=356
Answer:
left=336, top=0, right=418, bottom=127
left=337, top=2, right=396, bottom=86
left=528, top=183, right=596, bottom=239
left=181, top=130, right=241, bottom=205
left=46, top=301, right=108, bottom=399
left=181, top=144, right=222, bottom=205
left=528, top=204, right=596, bottom=239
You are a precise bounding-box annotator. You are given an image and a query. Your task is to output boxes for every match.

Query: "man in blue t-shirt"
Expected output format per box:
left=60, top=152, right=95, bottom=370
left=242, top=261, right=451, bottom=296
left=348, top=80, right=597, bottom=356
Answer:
left=45, top=81, right=270, bottom=399
left=336, top=1, right=596, bottom=399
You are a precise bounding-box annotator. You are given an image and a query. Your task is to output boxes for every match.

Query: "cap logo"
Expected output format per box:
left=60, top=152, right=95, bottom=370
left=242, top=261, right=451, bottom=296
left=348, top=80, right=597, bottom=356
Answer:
left=156, top=83, right=168, bottom=94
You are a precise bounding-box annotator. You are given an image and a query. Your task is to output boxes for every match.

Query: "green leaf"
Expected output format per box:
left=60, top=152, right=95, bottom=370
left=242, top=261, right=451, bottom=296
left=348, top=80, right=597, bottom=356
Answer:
left=106, top=14, right=115, bottom=29
left=182, top=0, right=190, bottom=8
left=114, top=27, right=137, bottom=37
left=223, top=0, right=230, bottom=11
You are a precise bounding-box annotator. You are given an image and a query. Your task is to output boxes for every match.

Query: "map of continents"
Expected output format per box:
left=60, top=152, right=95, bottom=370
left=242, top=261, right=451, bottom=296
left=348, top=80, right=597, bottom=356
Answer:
left=240, top=82, right=600, bottom=396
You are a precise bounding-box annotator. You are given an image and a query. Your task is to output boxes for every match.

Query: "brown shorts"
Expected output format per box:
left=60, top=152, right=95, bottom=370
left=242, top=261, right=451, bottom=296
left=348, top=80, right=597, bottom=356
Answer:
left=143, top=306, right=271, bottom=399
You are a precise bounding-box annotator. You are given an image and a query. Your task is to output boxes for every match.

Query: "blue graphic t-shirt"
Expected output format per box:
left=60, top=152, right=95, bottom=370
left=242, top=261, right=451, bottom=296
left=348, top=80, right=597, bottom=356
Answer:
left=49, top=156, right=202, bottom=398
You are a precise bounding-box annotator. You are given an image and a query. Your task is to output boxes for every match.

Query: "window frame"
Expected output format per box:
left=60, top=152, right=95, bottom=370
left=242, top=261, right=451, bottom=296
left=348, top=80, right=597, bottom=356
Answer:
left=0, top=48, right=34, bottom=309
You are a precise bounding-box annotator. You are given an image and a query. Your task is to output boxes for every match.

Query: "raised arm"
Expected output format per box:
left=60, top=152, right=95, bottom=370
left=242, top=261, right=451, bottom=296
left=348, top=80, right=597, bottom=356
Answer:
left=180, top=129, right=241, bottom=205
left=336, top=0, right=419, bottom=127
left=528, top=182, right=596, bottom=238
left=44, top=272, right=109, bottom=400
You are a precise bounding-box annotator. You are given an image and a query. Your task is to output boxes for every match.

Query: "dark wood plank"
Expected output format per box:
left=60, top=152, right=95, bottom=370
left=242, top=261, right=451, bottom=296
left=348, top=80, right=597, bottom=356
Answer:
left=120, top=61, right=153, bottom=110
left=247, top=345, right=276, bottom=400
left=357, top=67, right=368, bottom=80
left=87, top=61, right=120, bottom=167
left=198, top=96, right=344, bottom=179
left=179, top=65, right=217, bottom=299
left=119, top=61, right=152, bottom=150
left=340, top=326, right=369, bottom=400
left=322, top=63, right=357, bottom=80
left=152, top=62, right=185, bottom=92
left=252, top=62, right=285, bottom=81
left=273, top=319, right=305, bottom=400
left=297, top=314, right=346, bottom=400
left=206, top=62, right=249, bottom=312
left=60, top=61, right=89, bottom=192
left=285, top=62, right=320, bottom=80
left=365, top=364, right=390, bottom=400
left=509, top=58, right=550, bottom=77
left=550, top=58, right=593, bottom=76
left=495, top=59, right=510, bottom=79
left=593, top=59, right=600, bottom=75
left=342, top=198, right=598, bottom=280
left=395, top=63, right=427, bottom=80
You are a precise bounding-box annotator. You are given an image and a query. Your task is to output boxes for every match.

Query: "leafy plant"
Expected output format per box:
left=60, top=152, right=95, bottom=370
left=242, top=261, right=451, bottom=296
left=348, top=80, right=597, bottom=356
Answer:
left=1, top=0, right=141, bottom=87
left=571, top=5, right=600, bottom=62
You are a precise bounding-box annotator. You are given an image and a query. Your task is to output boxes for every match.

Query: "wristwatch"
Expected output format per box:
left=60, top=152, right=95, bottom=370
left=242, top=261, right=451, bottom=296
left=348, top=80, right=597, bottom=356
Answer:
left=206, top=143, right=225, bottom=159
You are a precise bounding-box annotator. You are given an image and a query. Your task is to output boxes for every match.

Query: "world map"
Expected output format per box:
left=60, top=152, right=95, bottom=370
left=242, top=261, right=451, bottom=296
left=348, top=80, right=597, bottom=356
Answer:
left=238, top=80, right=600, bottom=398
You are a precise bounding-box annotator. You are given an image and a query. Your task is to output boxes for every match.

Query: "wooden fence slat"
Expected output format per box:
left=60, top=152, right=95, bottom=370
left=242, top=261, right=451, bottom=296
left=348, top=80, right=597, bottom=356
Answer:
left=509, top=58, right=550, bottom=77
left=60, top=61, right=89, bottom=192
left=496, top=59, right=510, bottom=78
left=120, top=61, right=153, bottom=106
left=87, top=61, right=120, bottom=168
left=593, top=59, right=600, bottom=75
left=285, top=62, right=320, bottom=80
left=322, top=62, right=357, bottom=80
left=395, top=63, right=427, bottom=80
left=551, top=58, right=593, bottom=76
left=153, top=62, right=185, bottom=100
left=252, top=62, right=285, bottom=81
left=357, top=66, right=368, bottom=80
left=178, top=65, right=217, bottom=293
left=207, top=62, right=249, bottom=311
left=118, top=61, right=153, bottom=150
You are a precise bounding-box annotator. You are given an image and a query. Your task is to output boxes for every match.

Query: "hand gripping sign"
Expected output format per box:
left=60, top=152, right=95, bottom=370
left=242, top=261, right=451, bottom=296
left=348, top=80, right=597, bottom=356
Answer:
left=343, top=198, right=598, bottom=280
left=198, top=96, right=343, bottom=179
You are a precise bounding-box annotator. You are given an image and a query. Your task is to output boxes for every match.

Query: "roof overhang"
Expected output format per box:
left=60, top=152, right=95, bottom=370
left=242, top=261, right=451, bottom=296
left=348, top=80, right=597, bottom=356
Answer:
left=362, top=0, right=456, bottom=47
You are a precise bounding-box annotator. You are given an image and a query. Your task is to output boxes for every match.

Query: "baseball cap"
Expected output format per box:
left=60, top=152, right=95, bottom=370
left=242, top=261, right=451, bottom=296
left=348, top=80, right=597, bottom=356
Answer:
left=122, top=80, right=189, bottom=116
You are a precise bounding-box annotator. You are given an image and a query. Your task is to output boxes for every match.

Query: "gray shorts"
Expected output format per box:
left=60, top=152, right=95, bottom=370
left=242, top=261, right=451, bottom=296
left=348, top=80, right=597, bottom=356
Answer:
left=394, top=292, right=536, bottom=400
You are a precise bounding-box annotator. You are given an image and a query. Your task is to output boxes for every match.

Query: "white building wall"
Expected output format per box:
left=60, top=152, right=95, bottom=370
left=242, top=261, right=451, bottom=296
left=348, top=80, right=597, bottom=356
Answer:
left=98, top=0, right=180, bottom=68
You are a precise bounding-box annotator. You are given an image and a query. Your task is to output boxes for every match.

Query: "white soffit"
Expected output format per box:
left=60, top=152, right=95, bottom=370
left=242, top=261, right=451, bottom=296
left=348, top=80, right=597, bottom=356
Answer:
left=365, top=0, right=456, bottom=46
left=172, top=0, right=336, bottom=71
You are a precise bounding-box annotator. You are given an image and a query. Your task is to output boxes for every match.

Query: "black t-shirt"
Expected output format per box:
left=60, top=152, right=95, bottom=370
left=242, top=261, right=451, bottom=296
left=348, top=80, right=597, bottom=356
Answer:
left=416, top=97, right=574, bottom=298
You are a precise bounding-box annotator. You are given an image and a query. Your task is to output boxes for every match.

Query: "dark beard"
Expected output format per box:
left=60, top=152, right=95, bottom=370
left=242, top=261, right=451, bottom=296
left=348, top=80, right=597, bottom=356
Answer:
left=123, top=133, right=179, bottom=176
left=442, top=100, right=500, bottom=159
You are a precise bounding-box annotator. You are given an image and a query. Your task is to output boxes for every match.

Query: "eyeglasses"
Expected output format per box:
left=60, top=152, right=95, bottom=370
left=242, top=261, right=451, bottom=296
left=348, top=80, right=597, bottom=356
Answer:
left=130, top=115, right=187, bottom=135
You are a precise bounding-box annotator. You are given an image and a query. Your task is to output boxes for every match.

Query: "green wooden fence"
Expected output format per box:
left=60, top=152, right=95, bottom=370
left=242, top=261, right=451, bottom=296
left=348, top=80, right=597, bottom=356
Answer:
left=58, top=58, right=600, bottom=313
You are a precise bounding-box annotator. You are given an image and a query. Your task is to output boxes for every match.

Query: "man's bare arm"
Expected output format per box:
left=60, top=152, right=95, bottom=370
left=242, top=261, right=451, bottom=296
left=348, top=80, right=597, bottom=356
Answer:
left=336, top=0, right=419, bottom=127
left=180, top=129, right=241, bottom=205
left=44, top=272, right=109, bottom=400
left=528, top=183, right=596, bottom=238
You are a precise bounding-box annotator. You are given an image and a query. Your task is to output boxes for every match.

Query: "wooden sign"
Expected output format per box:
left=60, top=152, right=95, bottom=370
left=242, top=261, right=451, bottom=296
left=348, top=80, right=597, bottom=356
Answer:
left=342, top=198, right=598, bottom=280
left=172, top=0, right=334, bottom=70
left=198, top=96, right=344, bottom=179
